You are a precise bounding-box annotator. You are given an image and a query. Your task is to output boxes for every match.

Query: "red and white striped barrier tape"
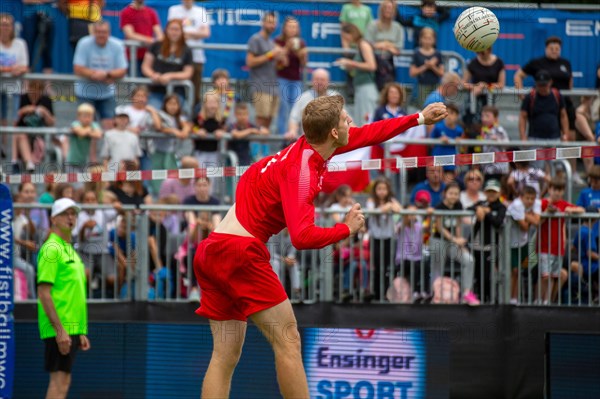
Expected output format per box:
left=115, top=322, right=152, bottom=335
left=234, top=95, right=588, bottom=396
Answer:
left=2, top=146, right=599, bottom=184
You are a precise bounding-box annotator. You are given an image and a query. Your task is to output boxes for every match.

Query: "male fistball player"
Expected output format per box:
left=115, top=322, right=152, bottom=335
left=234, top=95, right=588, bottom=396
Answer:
left=193, top=95, right=447, bottom=398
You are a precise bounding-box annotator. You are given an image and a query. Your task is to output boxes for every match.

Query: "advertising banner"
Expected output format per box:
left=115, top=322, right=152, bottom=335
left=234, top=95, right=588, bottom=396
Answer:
left=0, top=184, right=14, bottom=399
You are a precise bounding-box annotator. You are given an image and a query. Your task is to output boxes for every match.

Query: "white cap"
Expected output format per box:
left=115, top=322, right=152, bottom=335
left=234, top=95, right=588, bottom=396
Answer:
left=51, top=198, right=81, bottom=218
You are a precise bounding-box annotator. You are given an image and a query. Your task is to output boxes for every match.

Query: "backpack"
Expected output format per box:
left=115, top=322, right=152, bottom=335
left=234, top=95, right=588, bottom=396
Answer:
left=431, top=277, right=461, bottom=304
left=358, top=41, right=396, bottom=91
left=528, top=87, right=561, bottom=116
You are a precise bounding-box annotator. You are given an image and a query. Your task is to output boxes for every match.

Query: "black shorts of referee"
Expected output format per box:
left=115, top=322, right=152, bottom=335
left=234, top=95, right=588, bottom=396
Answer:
left=44, top=335, right=81, bottom=373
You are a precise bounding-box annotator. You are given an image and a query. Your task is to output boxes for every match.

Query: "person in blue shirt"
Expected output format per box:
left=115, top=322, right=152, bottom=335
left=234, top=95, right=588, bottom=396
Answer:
left=576, top=166, right=600, bottom=210
left=422, top=72, right=461, bottom=115
left=430, top=103, right=463, bottom=175
left=108, top=215, right=137, bottom=299
left=410, top=165, right=446, bottom=207
left=396, top=0, right=449, bottom=48
left=572, top=214, right=599, bottom=302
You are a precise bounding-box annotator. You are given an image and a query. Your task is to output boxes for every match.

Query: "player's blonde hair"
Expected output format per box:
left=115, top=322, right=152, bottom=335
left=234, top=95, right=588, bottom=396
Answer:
left=302, top=95, right=345, bottom=145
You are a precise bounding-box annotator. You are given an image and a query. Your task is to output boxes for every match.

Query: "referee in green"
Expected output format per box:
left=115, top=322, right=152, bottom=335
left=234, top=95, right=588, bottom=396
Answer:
left=38, top=198, right=91, bottom=399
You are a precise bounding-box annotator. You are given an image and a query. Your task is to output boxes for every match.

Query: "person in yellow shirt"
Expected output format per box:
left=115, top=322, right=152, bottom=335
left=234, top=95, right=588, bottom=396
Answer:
left=58, top=0, right=105, bottom=49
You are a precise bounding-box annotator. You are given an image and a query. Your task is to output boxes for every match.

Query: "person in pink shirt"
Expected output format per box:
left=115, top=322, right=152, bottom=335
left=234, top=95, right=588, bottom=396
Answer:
left=158, top=156, right=198, bottom=202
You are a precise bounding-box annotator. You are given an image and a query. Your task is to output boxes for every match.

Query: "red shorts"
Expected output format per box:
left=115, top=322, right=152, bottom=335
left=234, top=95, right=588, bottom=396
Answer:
left=193, top=232, right=288, bottom=321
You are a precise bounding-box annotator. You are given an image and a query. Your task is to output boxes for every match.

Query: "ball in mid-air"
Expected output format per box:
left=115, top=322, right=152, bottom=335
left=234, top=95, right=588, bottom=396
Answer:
left=453, top=7, right=500, bottom=52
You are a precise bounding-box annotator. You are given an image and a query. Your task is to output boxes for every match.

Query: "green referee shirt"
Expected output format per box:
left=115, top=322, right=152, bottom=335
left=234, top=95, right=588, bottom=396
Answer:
left=37, top=233, right=88, bottom=339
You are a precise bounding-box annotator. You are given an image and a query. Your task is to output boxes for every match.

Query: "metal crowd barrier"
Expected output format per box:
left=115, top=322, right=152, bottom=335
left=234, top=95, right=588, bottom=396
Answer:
left=12, top=203, right=600, bottom=307
left=0, top=72, right=195, bottom=117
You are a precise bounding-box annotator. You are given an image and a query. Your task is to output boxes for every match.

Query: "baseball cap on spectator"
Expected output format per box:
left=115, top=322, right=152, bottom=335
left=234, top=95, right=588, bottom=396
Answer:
left=483, top=179, right=501, bottom=192
left=415, top=190, right=432, bottom=205
left=114, top=105, right=130, bottom=118
left=535, top=70, right=551, bottom=84
left=51, top=198, right=81, bottom=218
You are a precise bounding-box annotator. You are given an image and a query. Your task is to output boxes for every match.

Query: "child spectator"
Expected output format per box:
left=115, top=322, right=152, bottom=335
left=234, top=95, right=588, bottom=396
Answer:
left=508, top=160, right=548, bottom=199
left=395, top=205, right=428, bottom=301
left=192, top=91, right=226, bottom=167
left=430, top=182, right=478, bottom=305
left=366, top=177, right=402, bottom=301
left=101, top=110, right=142, bottom=172
left=183, top=177, right=220, bottom=207
left=576, top=165, right=600, bottom=210
left=572, top=213, right=600, bottom=301
left=539, top=178, right=584, bottom=304
left=108, top=160, right=152, bottom=207
left=147, top=200, right=171, bottom=299
left=328, top=184, right=355, bottom=223
left=210, top=68, right=237, bottom=125
left=159, top=194, right=184, bottom=235
left=469, top=179, right=507, bottom=303
left=409, top=27, right=444, bottom=107
left=67, top=103, right=102, bottom=171
left=227, top=102, right=269, bottom=166
left=429, top=103, right=462, bottom=177
left=480, top=105, right=510, bottom=182
left=151, top=94, right=191, bottom=194
left=506, top=186, right=541, bottom=304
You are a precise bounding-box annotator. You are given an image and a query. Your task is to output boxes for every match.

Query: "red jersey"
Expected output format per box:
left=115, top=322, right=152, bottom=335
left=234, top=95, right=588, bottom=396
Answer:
left=540, top=199, right=573, bottom=256
left=235, top=113, right=420, bottom=249
left=119, top=5, right=161, bottom=61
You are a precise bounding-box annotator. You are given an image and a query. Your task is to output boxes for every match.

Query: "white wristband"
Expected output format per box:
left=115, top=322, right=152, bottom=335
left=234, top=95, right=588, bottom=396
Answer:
left=417, top=112, right=425, bottom=125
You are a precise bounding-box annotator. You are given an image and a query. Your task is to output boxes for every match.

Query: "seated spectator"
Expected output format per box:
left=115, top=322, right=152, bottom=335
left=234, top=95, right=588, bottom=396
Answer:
left=365, top=0, right=403, bottom=65
left=209, top=68, right=237, bottom=125
left=67, top=103, right=103, bottom=172
left=192, top=92, right=226, bottom=168
left=366, top=177, right=401, bottom=301
left=410, top=165, right=446, bottom=207
left=168, top=0, right=211, bottom=106
left=120, top=0, right=163, bottom=76
left=108, top=160, right=152, bottom=207
left=151, top=94, right=191, bottom=194
left=101, top=110, right=142, bottom=172
left=73, top=20, right=127, bottom=130
left=228, top=102, right=268, bottom=166
left=183, top=177, right=220, bottom=207
left=506, top=186, right=540, bottom=304
left=12, top=80, right=55, bottom=172
left=430, top=103, right=462, bottom=178
left=396, top=0, right=449, bottom=48
left=141, top=19, right=193, bottom=109
left=576, top=165, right=600, bottom=210
left=508, top=160, right=548, bottom=199
left=469, top=179, right=507, bottom=303
left=274, top=16, right=307, bottom=136
left=159, top=156, right=198, bottom=202
left=409, top=27, right=444, bottom=107
left=429, top=182, right=478, bottom=305
left=0, top=13, right=29, bottom=128
left=480, top=105, right=510, bottom=182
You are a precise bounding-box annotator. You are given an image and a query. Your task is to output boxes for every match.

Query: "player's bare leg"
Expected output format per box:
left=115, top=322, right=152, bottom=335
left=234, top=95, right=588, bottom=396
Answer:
left=46, top=371, right=71, bottom=399
left=202, top=319, right=247, bottom=398
left=250, top=300, right=309, bottom=399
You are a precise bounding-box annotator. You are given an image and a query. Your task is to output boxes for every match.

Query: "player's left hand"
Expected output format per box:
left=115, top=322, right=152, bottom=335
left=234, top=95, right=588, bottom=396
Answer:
left=422, top=103, right=448, bottom=125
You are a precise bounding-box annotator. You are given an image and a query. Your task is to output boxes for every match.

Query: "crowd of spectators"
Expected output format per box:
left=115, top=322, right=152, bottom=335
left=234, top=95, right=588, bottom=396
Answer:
left=2, top=0, right=600, bottom=305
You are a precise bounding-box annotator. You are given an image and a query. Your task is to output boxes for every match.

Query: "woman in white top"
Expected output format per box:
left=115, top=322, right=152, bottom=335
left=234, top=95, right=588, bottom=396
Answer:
left=0, top=13, right=29, bottom=128
left=460, top=169, right=486, bottom=226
